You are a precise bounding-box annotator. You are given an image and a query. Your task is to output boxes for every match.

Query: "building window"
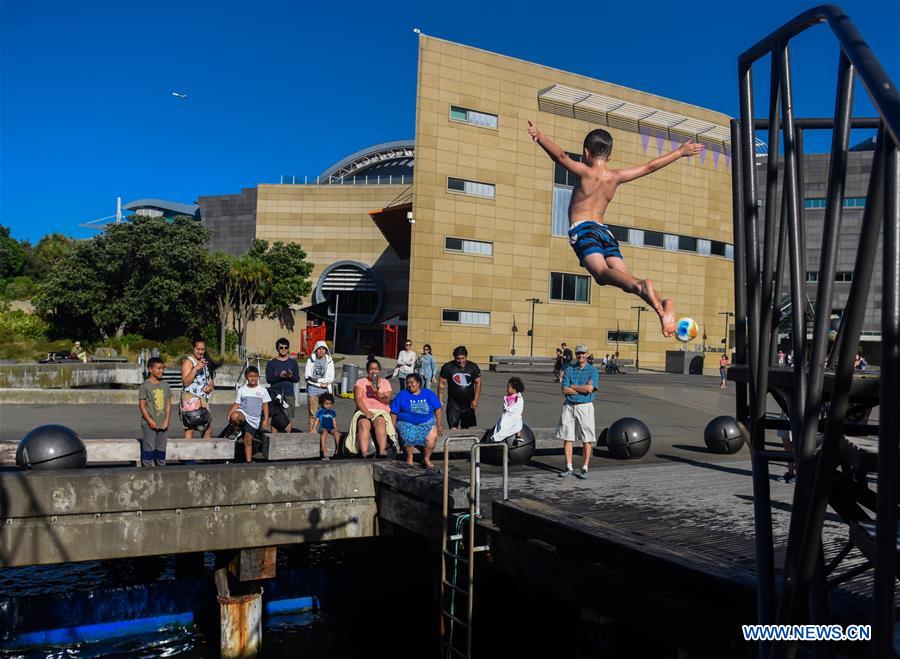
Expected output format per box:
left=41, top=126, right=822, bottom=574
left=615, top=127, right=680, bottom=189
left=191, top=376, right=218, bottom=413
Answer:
left=449, top=105, right=498, bottom=129
left=550, top=272, right=590, bottom=303
left=444, top=237, right=493, bottom=256
left=608, top=224, right=629, bottom=243
left=697, top=239, right=711, bottom=256
left=607, top=330, right=638, bottom=344
left=442, top=309, right=491, bottom=326
left=629, top=228, right=644, bottom=245
left=678, top=235, right=698, bottom=252
left=836, top=271, right=853, bottom=282
left=447, top=177, right=495, bottom=199
left=806, top=271, right=819, bottom=283
left=551, top=153, right=583, bottom=236
left=710, top=240, right=728, bottom=257
left=805, top=197, right=867, bottom=210
left=664, top=234, right=679, bottom=251
left=643, top=230, right=665, bottom=248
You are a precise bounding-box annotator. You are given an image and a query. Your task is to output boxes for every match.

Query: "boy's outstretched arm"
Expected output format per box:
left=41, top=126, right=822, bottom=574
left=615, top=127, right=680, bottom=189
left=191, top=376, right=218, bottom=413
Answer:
left=527, top=121, right=591, bottom=177
left=615, top=140, right=704, bottom=184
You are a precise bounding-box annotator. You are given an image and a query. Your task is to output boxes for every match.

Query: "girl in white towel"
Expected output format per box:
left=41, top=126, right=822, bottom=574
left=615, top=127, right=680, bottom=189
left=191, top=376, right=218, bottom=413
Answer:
left=491, top=377, right=525, bottom=442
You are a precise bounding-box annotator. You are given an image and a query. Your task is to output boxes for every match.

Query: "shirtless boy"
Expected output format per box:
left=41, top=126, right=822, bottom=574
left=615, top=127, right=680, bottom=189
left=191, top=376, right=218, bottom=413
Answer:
left=527, top=121, right=703, bottom=336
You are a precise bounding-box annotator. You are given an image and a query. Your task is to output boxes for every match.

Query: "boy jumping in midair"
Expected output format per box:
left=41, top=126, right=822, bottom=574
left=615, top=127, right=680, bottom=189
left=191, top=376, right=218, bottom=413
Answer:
left=527, top=121, right=704, bottom=337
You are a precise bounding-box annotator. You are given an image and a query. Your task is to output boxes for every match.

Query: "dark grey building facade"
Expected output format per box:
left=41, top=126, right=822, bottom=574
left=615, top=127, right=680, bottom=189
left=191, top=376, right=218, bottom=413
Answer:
left=758, top=138, right=880, bottom=359
left=198, top=188, right=258, bottom=256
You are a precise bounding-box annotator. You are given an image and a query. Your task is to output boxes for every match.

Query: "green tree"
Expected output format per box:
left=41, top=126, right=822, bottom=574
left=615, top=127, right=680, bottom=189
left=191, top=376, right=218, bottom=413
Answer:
left=24, top=233, right=76, bottom=281
left=214, top=240, right=314, bottom=350
left=209, top=251, right=237, bottom=355
left=0, top=225, right=26, bottom=279
left=34, top=216, right=214, bottom=340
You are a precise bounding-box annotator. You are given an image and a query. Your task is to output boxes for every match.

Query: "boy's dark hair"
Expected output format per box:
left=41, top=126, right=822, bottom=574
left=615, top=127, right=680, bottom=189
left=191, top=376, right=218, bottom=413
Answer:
left=584, top=129, right=613, bottom=160
left=508, top=377, right=525, bottom=393
left=452, top=345, right=468, bottom=358
left=319, top=393, right=334, bottom=404
left=147, top=357, right=164, bottom=369
left=276, top=337, right=290, bottom=348
left=245, top=365, right=259, bottom=375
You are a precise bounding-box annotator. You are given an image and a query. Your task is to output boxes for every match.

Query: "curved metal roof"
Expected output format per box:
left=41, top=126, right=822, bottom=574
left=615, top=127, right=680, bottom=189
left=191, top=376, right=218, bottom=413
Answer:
left=318, top=140, right=414, bottom=182
left=123, top=198, right=199, bottom=217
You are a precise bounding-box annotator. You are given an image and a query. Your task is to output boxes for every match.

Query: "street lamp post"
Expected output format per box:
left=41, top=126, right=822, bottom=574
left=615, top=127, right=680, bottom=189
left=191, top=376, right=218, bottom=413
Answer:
left=631, top=306, right=648, bottom=372
left=525, top=298, right=543, bottom=356
left=511, top=315, right=518, bottom=356
left=719, top=311, right=734, bottom=356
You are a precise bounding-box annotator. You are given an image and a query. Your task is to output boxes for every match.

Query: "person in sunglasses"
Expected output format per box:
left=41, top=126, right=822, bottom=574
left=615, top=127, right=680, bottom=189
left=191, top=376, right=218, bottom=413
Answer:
left=265, top=338, right=300, bottom=427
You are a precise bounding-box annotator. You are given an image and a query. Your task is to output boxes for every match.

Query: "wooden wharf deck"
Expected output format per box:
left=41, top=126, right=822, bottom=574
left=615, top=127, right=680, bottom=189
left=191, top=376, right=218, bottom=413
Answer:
left=1, top=438, right=892, bottom=653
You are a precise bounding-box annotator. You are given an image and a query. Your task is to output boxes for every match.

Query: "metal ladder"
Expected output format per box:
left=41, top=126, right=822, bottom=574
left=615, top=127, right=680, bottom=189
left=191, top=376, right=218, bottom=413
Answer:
left=439, top=435, right=509, bottom=659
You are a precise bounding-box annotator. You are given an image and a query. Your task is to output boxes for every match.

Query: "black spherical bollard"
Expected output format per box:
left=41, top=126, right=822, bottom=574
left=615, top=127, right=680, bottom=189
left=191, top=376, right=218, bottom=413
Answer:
left=481, top=425, right=536, bottom=466
left=16, top=425, right=87, bottom=470
left=703, top=416, right=746, bottom=454
left=606, top=418, right=651, bottom=460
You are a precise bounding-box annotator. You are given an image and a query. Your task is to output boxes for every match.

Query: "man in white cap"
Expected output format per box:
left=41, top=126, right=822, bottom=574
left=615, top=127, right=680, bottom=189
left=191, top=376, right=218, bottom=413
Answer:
left=556, top=344, right=598, bottom=479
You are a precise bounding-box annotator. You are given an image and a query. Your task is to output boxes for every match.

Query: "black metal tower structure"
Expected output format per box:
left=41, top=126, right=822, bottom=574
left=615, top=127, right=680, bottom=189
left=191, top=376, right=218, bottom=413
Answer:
left=731, top=5, right=899, bottom=658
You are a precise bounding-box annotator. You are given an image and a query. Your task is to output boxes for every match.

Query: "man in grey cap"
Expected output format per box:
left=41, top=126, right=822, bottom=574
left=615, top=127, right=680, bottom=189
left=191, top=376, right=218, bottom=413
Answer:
left=557, top=344, right=599, bottom=479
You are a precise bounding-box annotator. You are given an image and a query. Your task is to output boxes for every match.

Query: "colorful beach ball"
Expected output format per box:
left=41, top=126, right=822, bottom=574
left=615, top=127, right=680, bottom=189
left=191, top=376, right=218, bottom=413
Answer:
left=675, top=317, right=699, bottom=343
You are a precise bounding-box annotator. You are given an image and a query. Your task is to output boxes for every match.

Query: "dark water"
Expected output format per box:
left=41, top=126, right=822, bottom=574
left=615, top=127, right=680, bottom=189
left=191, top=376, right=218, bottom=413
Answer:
left=0, top=537, right=436, bottom=658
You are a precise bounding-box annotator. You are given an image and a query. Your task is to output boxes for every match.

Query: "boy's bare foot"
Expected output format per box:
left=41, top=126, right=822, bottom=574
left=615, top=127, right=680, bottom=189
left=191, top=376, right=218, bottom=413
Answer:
left=659, top=299, right=676, bottom=337
left=638, top=279, right=664, bottom=315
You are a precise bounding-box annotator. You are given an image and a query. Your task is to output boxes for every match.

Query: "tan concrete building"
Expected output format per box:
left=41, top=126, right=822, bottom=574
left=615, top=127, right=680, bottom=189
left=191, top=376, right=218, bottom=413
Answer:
left=201, top=36, right=735, bottom=368
left=400, top=36, right=734, bottom=367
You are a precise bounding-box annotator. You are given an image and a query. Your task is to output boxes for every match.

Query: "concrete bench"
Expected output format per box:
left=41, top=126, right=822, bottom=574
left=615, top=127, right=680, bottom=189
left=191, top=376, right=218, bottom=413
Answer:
left=489, top=355, right=555, bottom=373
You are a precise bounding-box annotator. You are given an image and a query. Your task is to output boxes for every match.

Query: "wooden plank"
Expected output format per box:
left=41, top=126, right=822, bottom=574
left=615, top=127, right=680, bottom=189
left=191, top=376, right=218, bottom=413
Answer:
left=1, top=438, right=235, bottom=466
left=491, top=497, right=757, bottom=591
left=262, top=432, right=324, bottom=461
left=372, top=461, right=469, bottom=509
left=377, top=488, right=444, bottom=541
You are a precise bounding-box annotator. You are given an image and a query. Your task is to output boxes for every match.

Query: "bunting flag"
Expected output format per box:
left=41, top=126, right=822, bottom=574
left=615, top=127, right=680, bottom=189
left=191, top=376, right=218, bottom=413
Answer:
left=699, top=147, right=708, bottom=166
left=725, top=153, right=731, bottom=172
left=670, top=135, right=682, bottom=152
left=640, top=130, right=651, bottom=153
left=656, top=131, right=665, bottom=155
left=713, top=150, right=720, bottom=168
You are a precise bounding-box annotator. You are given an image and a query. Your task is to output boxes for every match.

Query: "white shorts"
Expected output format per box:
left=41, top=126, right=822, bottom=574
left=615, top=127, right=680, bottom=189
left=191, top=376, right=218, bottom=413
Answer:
left=556, top=401, right=596, bottom=444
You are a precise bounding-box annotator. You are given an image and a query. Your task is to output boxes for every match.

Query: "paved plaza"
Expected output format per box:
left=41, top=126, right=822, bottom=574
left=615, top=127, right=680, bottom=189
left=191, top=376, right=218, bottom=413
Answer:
left=0, top=370, right=769, bottom=471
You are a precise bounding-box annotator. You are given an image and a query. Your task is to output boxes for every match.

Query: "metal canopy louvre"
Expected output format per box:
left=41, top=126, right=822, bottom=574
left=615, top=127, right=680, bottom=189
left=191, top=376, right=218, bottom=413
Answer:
left=537, top=84, right=732, bottom=152
left=319, top=265, right=379, bottom=292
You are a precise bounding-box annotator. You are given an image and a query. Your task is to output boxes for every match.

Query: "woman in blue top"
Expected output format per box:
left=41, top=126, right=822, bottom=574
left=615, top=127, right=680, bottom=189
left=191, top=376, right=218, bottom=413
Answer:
left=416, top=343, right=437, bottom=390
left=390, top=373, right=443, bottom=468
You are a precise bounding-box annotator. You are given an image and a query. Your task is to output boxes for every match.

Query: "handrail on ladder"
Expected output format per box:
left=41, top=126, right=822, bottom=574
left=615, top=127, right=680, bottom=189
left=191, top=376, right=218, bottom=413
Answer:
left=440, top=435, right=509, bottom=659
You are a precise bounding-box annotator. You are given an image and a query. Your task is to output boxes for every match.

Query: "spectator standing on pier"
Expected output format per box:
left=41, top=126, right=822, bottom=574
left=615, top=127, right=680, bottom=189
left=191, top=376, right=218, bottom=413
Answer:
left=396, top=340, right=417, bottom=380
left=416, top=343, right=437, bottom=390
left=266, top=338, right=300, bottom=427
left=553, top=348, right=564, bottom=382
left=138, top=357, right=171, bottom=466
left=304, top=340, right=334, bottom=432
left=181, top=338, right=214, bottom=439
left=439, top=346, right=482, bottom=429
left=228, top=366, right=271, bottom=463
left=557, top=344, right=599, bottom=480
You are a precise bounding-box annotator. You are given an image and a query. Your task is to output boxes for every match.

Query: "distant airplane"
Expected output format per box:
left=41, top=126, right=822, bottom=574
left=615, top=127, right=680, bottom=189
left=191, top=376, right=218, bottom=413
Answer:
left=171, top=92, right=187, bottom=99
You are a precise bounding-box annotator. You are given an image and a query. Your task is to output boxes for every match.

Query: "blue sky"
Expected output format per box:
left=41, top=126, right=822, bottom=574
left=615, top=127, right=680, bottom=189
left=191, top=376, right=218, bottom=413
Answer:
left=2, top=0, right=897, bottom=242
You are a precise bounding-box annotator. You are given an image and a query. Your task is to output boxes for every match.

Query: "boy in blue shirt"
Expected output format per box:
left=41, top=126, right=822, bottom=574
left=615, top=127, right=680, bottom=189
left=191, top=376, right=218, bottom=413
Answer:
left=556, top=345, right=600, bottom=479
left=312, top=393, right=340, bottom=460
